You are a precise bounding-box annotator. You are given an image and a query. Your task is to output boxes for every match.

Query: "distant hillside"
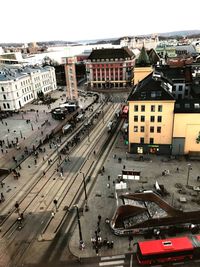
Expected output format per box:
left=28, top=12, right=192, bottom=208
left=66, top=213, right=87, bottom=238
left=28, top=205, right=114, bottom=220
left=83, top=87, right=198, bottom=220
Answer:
left=158, top=30, right=200, bottom=37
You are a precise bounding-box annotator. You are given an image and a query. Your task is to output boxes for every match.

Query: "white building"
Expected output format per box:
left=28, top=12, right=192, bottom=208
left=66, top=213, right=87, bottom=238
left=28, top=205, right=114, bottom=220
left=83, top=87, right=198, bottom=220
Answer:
left=0, top=65, right=57, bottom=111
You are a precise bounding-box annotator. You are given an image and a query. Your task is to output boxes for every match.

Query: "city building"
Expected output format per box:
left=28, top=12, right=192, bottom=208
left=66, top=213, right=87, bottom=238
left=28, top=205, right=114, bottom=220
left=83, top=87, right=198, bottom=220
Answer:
left=155, top=65, right=192, bottom=99
left=120, top=34, right=159, bottom=50
left=64, top=57, right=78, bottom=100
left=156, top=41, right=177, bottom=58
left=128, top=72, right=200, bottom=156
left=172, top=99, right=200, bottom=155
left=133, top=46, right=153, bottom=85
left=86, top=48, right=135, bottom=89
left=0, top=65, right=57, bottom=111
left=128, top=73, right=175, bottom=154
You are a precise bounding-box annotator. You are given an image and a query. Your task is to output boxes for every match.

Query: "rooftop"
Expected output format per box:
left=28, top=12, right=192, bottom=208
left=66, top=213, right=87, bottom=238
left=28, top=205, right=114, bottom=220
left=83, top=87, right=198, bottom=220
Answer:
left=0, top=65, right=53, bottom=82
left=128, top=73, right=174, bottom=101
left=174, top=99, right=200, bottom=113
left=87, top=47, right=134, bottom=61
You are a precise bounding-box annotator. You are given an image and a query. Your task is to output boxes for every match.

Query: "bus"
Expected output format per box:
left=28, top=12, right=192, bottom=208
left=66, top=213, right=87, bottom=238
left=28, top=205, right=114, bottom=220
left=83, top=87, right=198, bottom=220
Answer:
left=136, top=235, right=200, bottom=265
left=122, top=105, right=129, bottom=119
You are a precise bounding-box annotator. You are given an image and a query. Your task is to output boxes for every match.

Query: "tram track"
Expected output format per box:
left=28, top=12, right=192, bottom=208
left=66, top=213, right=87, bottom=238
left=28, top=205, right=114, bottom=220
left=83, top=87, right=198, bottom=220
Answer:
left=0, top=101, right=106, bottom=233
left=0, top=102, right=122, bottom=267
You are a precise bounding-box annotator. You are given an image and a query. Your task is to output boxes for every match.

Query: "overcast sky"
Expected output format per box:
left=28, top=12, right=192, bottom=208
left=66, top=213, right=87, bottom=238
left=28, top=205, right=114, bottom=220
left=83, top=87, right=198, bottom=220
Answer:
left=1, top=0, right=200, bottom=43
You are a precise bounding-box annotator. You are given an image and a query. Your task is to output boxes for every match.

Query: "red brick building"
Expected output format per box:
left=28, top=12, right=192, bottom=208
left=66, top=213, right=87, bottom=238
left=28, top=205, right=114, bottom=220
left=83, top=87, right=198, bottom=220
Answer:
left=86, top=48, right=135, bottom=89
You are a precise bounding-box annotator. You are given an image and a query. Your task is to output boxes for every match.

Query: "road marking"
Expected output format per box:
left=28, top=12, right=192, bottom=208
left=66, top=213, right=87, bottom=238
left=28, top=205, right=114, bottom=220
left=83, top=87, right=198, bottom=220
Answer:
left=99, top=260, right=124, bottom=266
left=172, top=263, right=184, bottom=265
left=130, top=254, right=133, bottom=267
left=101, top=255, right=125, bottom=261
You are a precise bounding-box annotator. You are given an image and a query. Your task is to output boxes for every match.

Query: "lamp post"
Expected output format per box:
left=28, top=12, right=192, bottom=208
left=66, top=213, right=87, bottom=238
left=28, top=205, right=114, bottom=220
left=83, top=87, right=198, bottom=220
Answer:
left=74, top=205, right=85, bottom=250
left=186, top=163, right=192, bottom=187
left=80, top=172, right=89, bottom=211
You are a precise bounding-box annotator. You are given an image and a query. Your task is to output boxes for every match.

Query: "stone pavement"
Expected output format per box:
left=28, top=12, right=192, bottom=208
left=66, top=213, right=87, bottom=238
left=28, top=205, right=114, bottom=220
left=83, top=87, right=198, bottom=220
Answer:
left=0, top=91, right=97, bottom=218
left=68, top=131, right=200, bottom=259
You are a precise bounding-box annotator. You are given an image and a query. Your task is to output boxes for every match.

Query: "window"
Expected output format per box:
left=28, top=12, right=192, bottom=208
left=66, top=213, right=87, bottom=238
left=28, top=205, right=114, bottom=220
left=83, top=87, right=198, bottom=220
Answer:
left=140, top=126, right=145, bottom=132
left=150, top=138, right=154, bottom=144
left=3, top=103, right=6, bottom=109
left=3, top=94, right=6, bottom=100
left=151, top=105, right=155, bottom=112
left=134, top=116, right=138, bottom=122
left=158, top=105, right=162, bottom=112
left=1, top=87, right=4, bottom=91
left=134, top=105, right=138, bottom=112
left=150, top=116, right=155, bottom=122
left=157, top=116, right=162, bottom=122
left=140, top=137, right=144, bottom=144
left=150, top=126, right=154, bottom=133
left=134, top=126, right=138, bottom=132
left=141, top=105, right=145, bottom=112
left=141, top=116, right=145, bottom=122
left=172, top=85, right=176, bottom=91
left=7, top=103, right=10, bottom=109
left=178, top=85, right=183, bottom=91
left=157, top=126, right=161, bottom=133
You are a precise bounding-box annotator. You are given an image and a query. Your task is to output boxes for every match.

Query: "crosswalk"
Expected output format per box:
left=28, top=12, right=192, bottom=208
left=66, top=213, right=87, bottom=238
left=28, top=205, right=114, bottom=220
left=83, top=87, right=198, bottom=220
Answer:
left=99, top=254, right=126, bottom=267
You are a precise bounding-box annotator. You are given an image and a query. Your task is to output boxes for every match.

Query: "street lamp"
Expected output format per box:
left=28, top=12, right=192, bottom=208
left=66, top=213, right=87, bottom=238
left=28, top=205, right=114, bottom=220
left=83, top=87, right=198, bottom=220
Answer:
left=186, top=163, right=192, bottom=187
left=80, top=172, right=89, bottom=211
left=74, top=204, right=85, bottom=250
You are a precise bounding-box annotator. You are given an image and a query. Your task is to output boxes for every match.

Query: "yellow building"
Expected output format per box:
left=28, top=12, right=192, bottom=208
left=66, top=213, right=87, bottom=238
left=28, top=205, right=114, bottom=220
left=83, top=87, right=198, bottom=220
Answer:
left=128, top=73, right=200, bottom=155
left=133, top=66, right=153, bottom=85
left=172, top=101, right=200, bottom=155
left=132, top=46, right=153, bottom=85
left=128, top=73, right=175, bottom=154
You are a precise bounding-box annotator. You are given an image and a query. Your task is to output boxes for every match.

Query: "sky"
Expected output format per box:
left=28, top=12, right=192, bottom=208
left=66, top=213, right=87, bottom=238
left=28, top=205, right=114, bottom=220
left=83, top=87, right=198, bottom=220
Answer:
left=1, top=0, right=200, bottom=43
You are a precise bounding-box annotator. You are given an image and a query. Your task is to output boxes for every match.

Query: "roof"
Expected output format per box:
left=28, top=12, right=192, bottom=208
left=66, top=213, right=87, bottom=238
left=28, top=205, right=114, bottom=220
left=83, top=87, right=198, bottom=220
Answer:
left=88, top=47, right=134, bottom=60
left=128, top=73, right=175, bottom=101
left=0, top=65, right=53, bottom=82
left=174, top=99, right=200, bottom=113
left=147, top=49, right=160, bottom=65
left=138, top=237, right=193, bottom=255
left=155, top=66, right=186, bottom=80
left=135, top=46, right=151, bottom=67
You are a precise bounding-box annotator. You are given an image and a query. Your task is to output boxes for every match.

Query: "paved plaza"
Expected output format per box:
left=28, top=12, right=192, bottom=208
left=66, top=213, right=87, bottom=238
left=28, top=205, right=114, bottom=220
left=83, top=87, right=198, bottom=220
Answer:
left=68, top=130, right=200, bottom=260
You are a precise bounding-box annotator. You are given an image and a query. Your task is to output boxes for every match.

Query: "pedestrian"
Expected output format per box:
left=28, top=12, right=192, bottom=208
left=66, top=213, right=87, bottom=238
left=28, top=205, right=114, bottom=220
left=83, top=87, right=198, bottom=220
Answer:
left=1, top=192, right=4, bottom=201
left=176, top=167, right=179, bottom=172
left=108, top=175, right=110, bottom=181
left=102, top=166, right=105, bottom=172
left=107, top=183, right=110, bottom=189
left=197, top=176, right=200, bottom=181
left=1, top=181, right=4, bottom=188
left=18, top=164, right=21, bottom=170
left=93, top=150, right=96, bottom=155
left=123, top=165, right=126, bottom=170
left=1, top=148, right=3, bottom=153
left=20, top=212, right=24, bottom=220
left=34, top=158, right=37, bottom=165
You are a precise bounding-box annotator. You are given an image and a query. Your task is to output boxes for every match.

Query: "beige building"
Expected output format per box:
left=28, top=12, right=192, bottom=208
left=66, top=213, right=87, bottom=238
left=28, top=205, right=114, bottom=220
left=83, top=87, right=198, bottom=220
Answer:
left=172, top=101, right=200, bottom=155
left=128, top=74, right=200, bottom=155
left=128, top=73, right=175, bottom=154
left=64, top=57, right=78, bottom=100
left=133, top=67, right=153, bottom=85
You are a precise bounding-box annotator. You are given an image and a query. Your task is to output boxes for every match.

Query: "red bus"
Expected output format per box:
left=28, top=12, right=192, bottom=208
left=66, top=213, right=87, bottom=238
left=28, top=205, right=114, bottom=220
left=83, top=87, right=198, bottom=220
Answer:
left=122, top=105, right=129, bottom=119
left=136, top=235, right=200, bottom=265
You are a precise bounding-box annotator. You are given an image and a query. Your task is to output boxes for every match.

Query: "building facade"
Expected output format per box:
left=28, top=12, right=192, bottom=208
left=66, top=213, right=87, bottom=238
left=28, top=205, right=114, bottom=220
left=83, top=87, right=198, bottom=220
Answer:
left=172, top=100, right=200, bottom=155
left=86, top=48, right=135, bottom=89
left=64, top=57, right=78, bottom=100
left=128, top=73, right=200, bottom=156
left=128, top=73, right=175, bottom=155
left=0, top=65, right=57, bottom=111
